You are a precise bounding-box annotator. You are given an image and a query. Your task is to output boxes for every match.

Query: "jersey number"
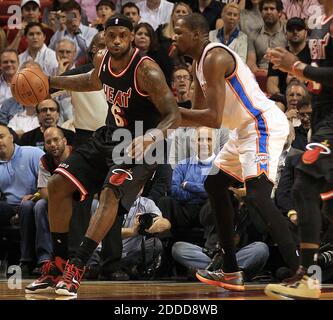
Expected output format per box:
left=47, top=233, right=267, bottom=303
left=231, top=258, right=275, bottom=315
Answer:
left=111, top=104, right=125, bottom=127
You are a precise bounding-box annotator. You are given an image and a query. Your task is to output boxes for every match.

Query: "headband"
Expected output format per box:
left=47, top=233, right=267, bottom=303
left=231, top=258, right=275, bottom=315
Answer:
left=105, top=16, right=133, bottom=32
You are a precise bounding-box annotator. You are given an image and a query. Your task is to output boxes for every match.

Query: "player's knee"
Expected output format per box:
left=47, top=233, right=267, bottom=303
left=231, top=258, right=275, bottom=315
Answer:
left=47, top=174, right=73, bottom=196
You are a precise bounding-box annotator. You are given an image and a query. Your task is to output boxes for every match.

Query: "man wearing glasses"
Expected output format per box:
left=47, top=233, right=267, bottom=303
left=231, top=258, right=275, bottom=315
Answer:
left=19, top=98, right=75, bottom=149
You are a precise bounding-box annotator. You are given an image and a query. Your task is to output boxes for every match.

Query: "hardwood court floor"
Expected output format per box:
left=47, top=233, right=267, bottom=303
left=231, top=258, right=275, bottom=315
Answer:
left=1, top=280, right=333, bottom=300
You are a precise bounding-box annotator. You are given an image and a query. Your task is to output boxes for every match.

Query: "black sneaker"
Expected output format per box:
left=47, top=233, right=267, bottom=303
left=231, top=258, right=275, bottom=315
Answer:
left=196, top=268, right=245, bottom=291
left=25, top=257, right=65, bottom=294
left=55, top=258, right=86, bottom=296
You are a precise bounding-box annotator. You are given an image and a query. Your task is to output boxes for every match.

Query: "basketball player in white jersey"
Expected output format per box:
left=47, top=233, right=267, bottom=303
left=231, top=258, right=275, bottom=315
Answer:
left=173, top=13, right=299, bottom=291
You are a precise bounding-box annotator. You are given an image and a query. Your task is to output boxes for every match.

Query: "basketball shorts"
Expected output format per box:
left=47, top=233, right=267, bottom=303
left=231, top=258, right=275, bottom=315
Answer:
left=54, top=126, right=157, bottom=211
left=214, top=108, right=289, bottom=183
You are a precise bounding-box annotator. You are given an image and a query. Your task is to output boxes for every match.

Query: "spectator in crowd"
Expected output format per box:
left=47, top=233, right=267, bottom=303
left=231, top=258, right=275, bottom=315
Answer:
left=120, top=194, right=171, bottom=279
left=172, top=238, right=269, bottom=281
left=159, top=127, right=217, bottom=240
left=158, top=2, right=192, bottom=67
left=284, top=80, right=309, bottom=127
left=19, top=22, right=58, bottom=76
left=191, top=0, right=224, bottom=31
left=240, top=0, right=264, bottom=36
left=209, top=3, right=248, bottom=63
left=0, top=60, right=41, bottom=129
left=43, top=0, right=89, bottom=26
left=157, top=2, right=192, bottom=53
left=90, top=0, right=116, bottom=31
left=247, top=0, right=287, bottom=76
left=121, top=2, right=141, bottom=27
left=0, top=49, right=19, bottom=107
left=50, top=39, right=77, bottom=122
left=136, top=0, right=174, bottom=30
left=0, top=98, right=23, bottom=125
left=0, top=123, right=44, bottom=228
left=267, top=17, right=311, bottom=96
left=75, top=0, right=100, bottom=23
left=8, top=105, right=39, bottom=138
left=49, top=1, right=98, bottom=63
left=19, top=99, right=75, bottom=149
left=6, top=0, right=54, bottom=54
left=171, top=65, right=192, bottom=109
left=52, top=39, right=77, bottom=76
left=133, top=22, right=173, bottom=85
left=281, top=0, right=321, bottom=21
left=292, top=95, right=312, bottom=151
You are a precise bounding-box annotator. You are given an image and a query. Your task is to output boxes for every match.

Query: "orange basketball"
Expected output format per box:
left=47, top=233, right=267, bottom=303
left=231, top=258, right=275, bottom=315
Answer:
left=11, top=67, right=49, bottom=106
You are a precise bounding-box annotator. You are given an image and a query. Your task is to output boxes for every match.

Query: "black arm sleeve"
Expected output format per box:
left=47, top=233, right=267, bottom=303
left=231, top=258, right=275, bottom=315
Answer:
left=303, top=65, right=333, bottom=87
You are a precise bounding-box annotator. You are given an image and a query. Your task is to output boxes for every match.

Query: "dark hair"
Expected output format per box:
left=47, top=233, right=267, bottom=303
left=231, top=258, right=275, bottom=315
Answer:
left=61, top=0, right=81, bottom=14
left=121, top=2, right=140, bottom=16
left=245, top=0, right=255, bottom=10
left=259, top=0, right=283, bottom=12
left=96, top=0, right=115, bottom=11
left=172, top=64, right=191, bottom=79
left=0, top=48, right=18, bottom=61
left=37, top=99, right=60, bottom=114
left=297, top=94, right=312, bottom=110
left=180, top=13, right=210, bottom=35
left=134, top=22, right=160, bottom=52
left=0, top=122, right=18, bottom=142
left=24, top=22, right=45, bottom=36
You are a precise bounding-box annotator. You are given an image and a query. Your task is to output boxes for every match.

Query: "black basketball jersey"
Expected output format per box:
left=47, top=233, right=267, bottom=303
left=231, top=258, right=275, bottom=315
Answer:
left=98, top=48, right=161, bottom=139
left=308, top=15, right=333, bottom=128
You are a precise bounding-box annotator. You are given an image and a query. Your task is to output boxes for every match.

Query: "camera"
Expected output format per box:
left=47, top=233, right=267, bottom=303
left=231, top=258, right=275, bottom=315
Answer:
left=66, top=12, right=76, bottom=20
left=138, top=213, right=158, bottom=236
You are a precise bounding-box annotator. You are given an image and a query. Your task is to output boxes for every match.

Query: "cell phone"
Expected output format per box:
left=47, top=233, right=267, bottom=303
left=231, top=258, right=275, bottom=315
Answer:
left=66, top=12, right=76, bottom=20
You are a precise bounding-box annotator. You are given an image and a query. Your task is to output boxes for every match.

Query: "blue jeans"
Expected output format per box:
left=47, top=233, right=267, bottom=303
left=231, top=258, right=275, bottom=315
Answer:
left=172, top=241, right=269, bottom=280
left=0, top=201, right=17, bottom=226
left=20, top=199, right=52, bottom=265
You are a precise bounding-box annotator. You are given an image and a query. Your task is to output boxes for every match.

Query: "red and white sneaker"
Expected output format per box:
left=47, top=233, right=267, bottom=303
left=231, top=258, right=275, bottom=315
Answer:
left=25, top=257, right=66, bottom=294
left=55, top=258, right=86, bottom=296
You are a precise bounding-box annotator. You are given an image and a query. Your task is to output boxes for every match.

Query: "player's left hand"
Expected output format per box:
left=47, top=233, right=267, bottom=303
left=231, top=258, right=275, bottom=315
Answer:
left=265, top=47, right=299, bottom=73
left=127, top=135, right=155, bottom=161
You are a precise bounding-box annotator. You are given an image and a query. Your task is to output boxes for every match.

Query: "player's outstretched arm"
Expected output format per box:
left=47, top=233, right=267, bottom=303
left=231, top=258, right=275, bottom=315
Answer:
left=179, top=49, right=230, bottom=128
left=136, top=59, right=181, bottom=138
left=267, top=47, right=333, bottom=87
left=49, top=50, right=104, bottom=92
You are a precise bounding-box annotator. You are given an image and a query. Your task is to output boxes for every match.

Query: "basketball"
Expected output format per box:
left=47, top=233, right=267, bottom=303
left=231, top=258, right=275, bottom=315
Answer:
left=11, top=67, right=49, bottom=106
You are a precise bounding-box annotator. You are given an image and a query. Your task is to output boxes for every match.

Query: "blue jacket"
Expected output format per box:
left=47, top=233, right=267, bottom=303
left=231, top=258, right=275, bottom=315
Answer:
left=171, top=155, right=215, bottom=204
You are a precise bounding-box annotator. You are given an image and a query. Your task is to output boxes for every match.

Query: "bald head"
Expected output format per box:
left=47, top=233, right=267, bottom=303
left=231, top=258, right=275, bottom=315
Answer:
left=44, top=127, right=67, bottom=159
left=195, top=126, right=215, bottom=160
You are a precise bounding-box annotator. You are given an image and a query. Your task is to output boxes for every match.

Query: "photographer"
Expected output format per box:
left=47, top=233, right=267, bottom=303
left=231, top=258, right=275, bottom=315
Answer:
left=48, top=1, right=98, bottom=63
left=121, top=195, right=171, bottom=279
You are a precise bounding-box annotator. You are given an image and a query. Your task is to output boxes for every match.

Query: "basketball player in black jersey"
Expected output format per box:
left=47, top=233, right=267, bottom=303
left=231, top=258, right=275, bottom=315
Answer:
left=25, top=14, right=180, bottom=296
left=264, top=0, right=333, bottom=299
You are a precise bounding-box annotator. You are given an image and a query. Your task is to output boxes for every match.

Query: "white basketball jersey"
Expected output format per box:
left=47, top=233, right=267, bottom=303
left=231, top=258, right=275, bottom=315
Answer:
left=195, top=42, right=277, bottom=130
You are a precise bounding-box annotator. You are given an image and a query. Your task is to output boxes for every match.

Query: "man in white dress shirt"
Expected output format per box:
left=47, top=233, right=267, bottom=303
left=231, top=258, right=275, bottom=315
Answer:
left=137, top=0, right=174, bottom=30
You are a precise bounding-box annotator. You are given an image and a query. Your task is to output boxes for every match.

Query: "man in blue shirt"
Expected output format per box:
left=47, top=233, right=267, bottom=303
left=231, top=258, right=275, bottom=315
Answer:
left=0, top=123, right=44, bottom=226
left=158, top=127, right=217, bottom=241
